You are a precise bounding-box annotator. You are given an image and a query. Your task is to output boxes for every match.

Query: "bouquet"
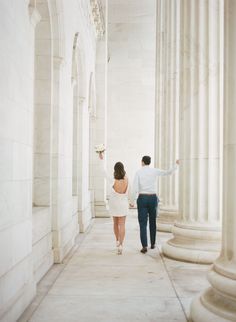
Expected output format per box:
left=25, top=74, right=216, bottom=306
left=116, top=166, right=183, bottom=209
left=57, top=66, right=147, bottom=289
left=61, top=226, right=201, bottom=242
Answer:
left=95, top=143, right=105, bottom=153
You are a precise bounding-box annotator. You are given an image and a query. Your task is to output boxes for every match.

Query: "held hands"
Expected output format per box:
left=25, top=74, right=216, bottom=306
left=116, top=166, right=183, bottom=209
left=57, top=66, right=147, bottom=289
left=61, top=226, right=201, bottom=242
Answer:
left=129, top=203, right=134, bottom=208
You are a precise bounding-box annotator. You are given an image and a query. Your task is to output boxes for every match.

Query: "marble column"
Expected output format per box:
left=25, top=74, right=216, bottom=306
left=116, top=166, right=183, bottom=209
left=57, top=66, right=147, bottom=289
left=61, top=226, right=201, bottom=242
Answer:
left=155, top=0, right=180, bottom=232
left=191, top=0, right=236, bottom=320
left=162, top=0, right=222, bottom=263
left=93, top=0, right=109, bottom=217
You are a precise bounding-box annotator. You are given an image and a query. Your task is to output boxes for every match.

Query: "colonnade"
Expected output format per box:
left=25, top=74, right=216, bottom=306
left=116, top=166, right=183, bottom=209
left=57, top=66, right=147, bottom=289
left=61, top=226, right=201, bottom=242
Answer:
left=156, top=0, right=236, bottom=320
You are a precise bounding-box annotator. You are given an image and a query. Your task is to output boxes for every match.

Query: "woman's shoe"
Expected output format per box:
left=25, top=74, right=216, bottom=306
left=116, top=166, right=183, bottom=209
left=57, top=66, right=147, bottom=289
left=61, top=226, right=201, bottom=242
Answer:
left=118, top=244, right=123, bottom=255
left=116, top=240, right=120, bottom=248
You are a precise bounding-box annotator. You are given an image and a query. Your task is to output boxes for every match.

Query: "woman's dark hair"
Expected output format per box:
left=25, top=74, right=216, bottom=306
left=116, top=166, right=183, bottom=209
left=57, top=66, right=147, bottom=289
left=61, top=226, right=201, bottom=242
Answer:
left=114, top=162, right=126, bottom=180
left=142, top=155, right=151, bottom=165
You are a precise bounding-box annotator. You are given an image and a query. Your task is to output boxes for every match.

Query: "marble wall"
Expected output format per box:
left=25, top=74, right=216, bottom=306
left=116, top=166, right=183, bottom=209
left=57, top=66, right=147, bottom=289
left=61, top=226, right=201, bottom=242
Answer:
left=107, top=0, right=156, bottom=185
left=0, top=2, right=36, bottom=320
left=0, top=0, right=98, bottom=320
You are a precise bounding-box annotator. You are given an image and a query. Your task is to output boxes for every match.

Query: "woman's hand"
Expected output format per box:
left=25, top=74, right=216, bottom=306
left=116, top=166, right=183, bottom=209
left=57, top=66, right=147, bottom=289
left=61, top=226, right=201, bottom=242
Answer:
left=176, top=159, right=180, bottom=165
left=99, top=152, right=104, bottom=160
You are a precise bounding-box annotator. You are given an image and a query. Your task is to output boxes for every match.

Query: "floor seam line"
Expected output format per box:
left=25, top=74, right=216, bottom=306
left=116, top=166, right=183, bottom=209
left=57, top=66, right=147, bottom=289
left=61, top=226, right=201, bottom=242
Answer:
left=157, top=243, right=189, bottom=322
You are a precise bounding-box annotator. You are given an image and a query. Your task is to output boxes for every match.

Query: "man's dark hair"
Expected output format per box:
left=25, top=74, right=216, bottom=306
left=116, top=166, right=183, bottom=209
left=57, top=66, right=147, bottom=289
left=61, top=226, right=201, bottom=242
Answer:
left=142, top=156, right=151, bottom=165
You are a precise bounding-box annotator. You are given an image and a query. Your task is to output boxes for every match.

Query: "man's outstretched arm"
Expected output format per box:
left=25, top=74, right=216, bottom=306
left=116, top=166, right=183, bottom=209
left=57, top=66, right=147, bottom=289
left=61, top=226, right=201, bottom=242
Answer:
left=155, top=160, right=179, bottom=176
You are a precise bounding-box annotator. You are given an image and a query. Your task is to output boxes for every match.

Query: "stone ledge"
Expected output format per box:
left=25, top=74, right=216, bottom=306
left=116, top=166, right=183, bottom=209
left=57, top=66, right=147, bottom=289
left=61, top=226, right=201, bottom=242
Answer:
left=0, top=255, right=36, bottom=322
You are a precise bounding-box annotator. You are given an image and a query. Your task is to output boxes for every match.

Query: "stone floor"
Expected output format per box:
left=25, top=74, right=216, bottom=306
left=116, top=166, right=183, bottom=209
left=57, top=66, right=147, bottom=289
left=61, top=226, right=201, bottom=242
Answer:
left=18, top=211, right=211, bottom=322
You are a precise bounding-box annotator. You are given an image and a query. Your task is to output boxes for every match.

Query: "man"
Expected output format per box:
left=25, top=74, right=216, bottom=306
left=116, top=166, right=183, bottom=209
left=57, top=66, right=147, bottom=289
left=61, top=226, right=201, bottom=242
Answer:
left=130, top=156, right=179, bottom=253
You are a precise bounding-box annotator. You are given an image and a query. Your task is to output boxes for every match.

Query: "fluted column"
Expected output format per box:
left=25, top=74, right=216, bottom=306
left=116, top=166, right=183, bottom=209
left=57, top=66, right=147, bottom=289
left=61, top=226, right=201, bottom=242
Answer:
left=93, top=0, right=109, bottom=217
left=155, top=0, right=180, bottom=232
left=162, top=0, right=222, bottom=263
left=191, top=0, right=236, bottom=320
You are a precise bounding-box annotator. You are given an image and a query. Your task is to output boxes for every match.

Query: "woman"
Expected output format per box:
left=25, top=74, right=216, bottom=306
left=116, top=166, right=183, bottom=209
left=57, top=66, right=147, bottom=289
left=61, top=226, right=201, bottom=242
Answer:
left=99, top=152, right=130, bottom=255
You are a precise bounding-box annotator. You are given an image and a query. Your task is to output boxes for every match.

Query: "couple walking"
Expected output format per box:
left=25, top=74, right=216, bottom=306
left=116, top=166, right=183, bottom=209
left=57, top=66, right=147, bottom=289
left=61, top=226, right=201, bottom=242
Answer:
left=99, top=152, right=179, bottom=255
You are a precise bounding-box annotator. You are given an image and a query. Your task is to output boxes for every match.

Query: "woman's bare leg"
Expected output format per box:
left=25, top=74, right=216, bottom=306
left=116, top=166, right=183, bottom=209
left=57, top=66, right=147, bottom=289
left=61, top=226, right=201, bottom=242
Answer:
left=113, top=217, right=119, bottom=242
left=118, top=216, right=126, bottom=245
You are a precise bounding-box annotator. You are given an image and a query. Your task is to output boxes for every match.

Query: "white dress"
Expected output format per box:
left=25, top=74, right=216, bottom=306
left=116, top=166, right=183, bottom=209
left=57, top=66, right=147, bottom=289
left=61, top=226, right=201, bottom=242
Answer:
left=102, top=162, right=130, bottom=217
left=109, top=184, right=130, bottom=217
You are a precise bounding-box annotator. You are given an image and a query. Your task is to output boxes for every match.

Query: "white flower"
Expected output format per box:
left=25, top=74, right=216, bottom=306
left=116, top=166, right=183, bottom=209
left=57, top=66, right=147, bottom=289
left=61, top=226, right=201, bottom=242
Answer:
left=95, top=143, right=105, bottom=153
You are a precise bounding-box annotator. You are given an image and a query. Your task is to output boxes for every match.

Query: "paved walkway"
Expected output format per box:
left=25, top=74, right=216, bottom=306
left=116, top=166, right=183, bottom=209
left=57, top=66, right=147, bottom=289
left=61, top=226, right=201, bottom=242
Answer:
left=19, top=211, right=210, bottom=322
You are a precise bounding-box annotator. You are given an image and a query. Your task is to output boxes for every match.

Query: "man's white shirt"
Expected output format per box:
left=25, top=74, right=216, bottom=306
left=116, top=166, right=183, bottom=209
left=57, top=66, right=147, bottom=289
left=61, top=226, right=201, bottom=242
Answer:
left=131, top=164, right=178, bottom=203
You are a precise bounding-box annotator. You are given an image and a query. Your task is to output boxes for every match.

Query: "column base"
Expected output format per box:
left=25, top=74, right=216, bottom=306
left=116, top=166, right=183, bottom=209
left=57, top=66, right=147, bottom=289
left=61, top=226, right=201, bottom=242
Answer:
left=191, top=289, right=236, bottom=322
left=162, top=222, right=221, bottom=264
left=52, top=215, right=78, bottom=263
left=157, top=209, right=180, bottom=232
left=190, top=266, right=236, bottom=321
left=89, top=189, right=96, bottom=218
left=78, top=205, right=93, bottom=233
left=94, top=201, right=110, bottom=218
left=53, top=237, right=76, bottom=263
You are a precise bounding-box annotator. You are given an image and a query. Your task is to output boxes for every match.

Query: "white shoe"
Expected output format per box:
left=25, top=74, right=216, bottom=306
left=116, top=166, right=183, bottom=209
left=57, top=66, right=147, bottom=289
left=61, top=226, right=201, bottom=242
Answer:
left=116, top=241, right=120, bottom=248
left=117, top=244, right=123, bottom=255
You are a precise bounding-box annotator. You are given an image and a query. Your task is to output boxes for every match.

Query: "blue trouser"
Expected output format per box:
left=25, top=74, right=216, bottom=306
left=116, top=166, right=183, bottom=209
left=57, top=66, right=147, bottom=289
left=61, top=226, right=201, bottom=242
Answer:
left=137, top=194, right=159, bottom=247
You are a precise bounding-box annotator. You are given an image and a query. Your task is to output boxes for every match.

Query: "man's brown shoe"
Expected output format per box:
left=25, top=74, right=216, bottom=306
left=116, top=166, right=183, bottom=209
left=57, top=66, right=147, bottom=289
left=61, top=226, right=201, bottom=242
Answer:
left=140, top=247, right=147, bottom=254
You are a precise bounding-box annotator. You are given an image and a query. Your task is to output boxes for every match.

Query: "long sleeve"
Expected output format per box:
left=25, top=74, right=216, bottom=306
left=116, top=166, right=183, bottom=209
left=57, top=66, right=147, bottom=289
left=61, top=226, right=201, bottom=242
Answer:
left=155, top=164, right=178, bottom=176
left=130, top=172, right=139, bottom=204
left=127, top=180, right=132, bottom=201
left=100, top=159, right=113, bottom=184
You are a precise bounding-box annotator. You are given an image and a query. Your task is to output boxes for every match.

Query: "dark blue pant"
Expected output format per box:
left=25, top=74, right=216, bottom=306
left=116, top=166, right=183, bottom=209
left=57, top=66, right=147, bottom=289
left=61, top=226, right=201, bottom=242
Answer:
left=137, top=194, right=159, bottom=247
